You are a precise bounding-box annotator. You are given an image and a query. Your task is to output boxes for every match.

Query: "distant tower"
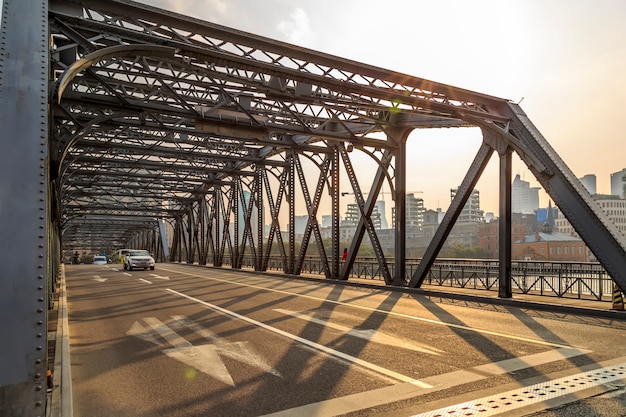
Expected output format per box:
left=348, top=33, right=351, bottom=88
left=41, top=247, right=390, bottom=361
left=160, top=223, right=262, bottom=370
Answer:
left=406, top=193, right=424, bottom=227
left=391, top=193, right=424, bottom=228
left=293, top=215, right=308, bottom=235
left=375, top=200, right=389, bottom=229
left=579, top=174, right=597, bottom=195
left=512, top=174, right=540, bottom=214
left=451, top=188, right=483, bottom=223
left=611, top=169, right=626, bottom=198
left=344, top=203, right=383, bottom=229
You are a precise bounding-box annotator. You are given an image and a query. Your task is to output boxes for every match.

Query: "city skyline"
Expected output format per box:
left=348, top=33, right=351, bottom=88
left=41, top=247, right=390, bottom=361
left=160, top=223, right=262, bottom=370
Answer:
left=127, top=1, right=625, bottom=216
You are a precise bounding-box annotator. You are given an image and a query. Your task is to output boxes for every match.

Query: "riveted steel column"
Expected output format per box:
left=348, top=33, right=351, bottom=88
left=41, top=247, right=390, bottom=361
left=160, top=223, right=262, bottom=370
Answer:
left=0, top=0, right=50, bottom=414
left=498, top=146, right=513, bottom=298
left=233, top=179, right=241, bottom=268
left=287, top=152, right=296, bottom=275
left=158, top=219, right=169, bottom=261
left=331, top=145, right=340, bottom=277
left=394, top=138, right=407, bottom=285
left=256, top=165, right=264, bottom=271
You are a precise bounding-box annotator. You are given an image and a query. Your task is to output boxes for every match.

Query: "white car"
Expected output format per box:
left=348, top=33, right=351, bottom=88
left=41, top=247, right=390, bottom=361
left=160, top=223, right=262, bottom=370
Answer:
left=93, top=255, right=108, bottom=265
left=123, top=250, right=155, bottom=271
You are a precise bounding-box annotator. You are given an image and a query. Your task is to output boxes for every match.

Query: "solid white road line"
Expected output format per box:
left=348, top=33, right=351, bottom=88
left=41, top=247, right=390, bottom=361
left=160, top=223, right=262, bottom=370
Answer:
left=165, top=288, right=432, bottom=387
left=158, top=267, right=579, bottom=350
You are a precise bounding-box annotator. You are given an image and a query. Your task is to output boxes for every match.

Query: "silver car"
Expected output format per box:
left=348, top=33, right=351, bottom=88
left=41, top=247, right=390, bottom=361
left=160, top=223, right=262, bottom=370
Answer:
left=93, top=255, right=108, bottom=265
left=123, top=250, right=155, bottom=271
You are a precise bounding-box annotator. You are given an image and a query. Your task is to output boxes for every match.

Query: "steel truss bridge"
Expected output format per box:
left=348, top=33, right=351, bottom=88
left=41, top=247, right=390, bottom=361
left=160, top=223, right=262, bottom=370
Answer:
left=2, top=0, right=626, bottom=414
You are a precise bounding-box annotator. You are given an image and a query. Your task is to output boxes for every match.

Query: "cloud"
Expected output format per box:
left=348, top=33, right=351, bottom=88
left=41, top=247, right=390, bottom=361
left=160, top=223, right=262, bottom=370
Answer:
left=275, top=8, right=315, bottom=46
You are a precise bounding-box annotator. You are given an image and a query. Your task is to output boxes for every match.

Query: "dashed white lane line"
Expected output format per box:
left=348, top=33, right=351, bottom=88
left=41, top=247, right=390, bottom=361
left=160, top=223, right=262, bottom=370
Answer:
left=165, top=288, right=432, bottom=387
left=158, top=267, right=578, bottom=349
left=275, top=308, right=444, bottom=355
left=156, top=268, right=595, bottom=417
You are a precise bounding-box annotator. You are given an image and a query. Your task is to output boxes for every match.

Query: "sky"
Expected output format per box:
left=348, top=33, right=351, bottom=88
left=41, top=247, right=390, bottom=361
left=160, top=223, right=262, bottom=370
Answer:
left=6, top=0, right=621, bottom=218
left=133, top=0, right=626, bottom=216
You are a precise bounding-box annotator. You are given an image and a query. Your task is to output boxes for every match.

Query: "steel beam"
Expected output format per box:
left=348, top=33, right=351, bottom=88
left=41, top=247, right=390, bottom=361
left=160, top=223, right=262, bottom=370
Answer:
left=498, top=146, right=513, bottom=298
left=409, top=142, right=494, bottom=288
left=0, top=0, right=50, bottom=415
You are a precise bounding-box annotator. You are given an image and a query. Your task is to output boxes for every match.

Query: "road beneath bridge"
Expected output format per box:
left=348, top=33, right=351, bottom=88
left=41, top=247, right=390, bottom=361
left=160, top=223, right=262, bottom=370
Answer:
left=52, top=263, right=626, bottom=417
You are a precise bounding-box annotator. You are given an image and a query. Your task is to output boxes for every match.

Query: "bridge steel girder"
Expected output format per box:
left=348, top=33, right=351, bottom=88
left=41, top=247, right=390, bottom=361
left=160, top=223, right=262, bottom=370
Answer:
left=0, top=0, right=51, bottom=414
left=3, top=0, right=626, bottom=412
left=500, top=104, right=626, bottom=292
left=409, top=142, right=495, bottom=288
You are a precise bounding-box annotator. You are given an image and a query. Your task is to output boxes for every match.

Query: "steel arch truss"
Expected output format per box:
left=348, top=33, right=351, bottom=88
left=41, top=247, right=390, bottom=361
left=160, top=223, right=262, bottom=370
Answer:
left=47, top=0, right=626, bottom=289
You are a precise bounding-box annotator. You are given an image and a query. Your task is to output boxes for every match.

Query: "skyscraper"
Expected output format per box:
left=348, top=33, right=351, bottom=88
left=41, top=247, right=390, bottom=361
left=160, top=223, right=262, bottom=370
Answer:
left=390, top=193, right=424, bottom=228
left=579, top=174, right=597, bottom=195
left=512, top=174, right=540, bottom=214
left=451, top=188, right=483, bottom=223
left=610, top=169, right=626, bottom=198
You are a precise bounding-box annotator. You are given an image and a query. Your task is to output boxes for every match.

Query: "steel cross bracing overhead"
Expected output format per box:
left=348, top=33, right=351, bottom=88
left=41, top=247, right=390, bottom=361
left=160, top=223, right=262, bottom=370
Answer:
left=2, top=0, right=626, bottom=412
left=47, top=0, right=626, bottom=287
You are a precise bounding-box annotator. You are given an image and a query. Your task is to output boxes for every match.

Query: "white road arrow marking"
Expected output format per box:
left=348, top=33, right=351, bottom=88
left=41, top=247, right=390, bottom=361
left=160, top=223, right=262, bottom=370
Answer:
left=127, top=316, right=279, bottom=386
left=127, top=321, right=162, bottom=346
left=166, top=289, right=431, bottom=387
left=170, top=315, right=281, bottom=377
left=164, top=345, right=234, bottom=387
left=149, top=274, right=169, bottom=280
left=93, top=275, right=107, bottom=283
left=143, top=317, right=190, bottom=348
left=275, top=309, right=444, bottom=355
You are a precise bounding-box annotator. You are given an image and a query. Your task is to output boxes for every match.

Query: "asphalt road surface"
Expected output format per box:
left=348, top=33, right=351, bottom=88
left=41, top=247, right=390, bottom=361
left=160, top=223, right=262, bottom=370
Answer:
left=64, top=263, right=626, bottom=417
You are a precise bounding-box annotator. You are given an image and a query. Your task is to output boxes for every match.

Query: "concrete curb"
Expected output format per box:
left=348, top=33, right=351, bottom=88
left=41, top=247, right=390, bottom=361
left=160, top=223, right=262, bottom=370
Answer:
left=49, top=266, right=73, bottom=417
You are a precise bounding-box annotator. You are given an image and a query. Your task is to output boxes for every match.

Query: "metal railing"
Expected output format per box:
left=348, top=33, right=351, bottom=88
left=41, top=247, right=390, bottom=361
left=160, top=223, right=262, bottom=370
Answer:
left=236, top=256, right=613, bottom=302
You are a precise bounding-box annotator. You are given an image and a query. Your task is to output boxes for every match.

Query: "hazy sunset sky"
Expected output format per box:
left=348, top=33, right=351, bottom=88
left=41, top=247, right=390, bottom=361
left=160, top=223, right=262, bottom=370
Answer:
left=132, top=0, right=625, bottom=215
left=2, top=0, right=616, bottom=216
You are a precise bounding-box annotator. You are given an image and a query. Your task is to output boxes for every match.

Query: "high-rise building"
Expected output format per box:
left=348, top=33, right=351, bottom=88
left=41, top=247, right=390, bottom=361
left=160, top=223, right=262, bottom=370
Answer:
left=610, top=169, right=626, bottom=198
left=450, top=188, right=483, bottom=223
left=391, top=193, right=424, bottom=228
left=579, top=174, right=597, bottom=195
left=554, top=194, right=626, bottom=241
left=344, top=203, right=383, bottom=229
left=293, top=215, right=309, bottom=235
left=234, top=190, right=258, bottom=241
left=375, top=200, right=389, bottom=229
left=512, top=174, right=540, bottom=214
